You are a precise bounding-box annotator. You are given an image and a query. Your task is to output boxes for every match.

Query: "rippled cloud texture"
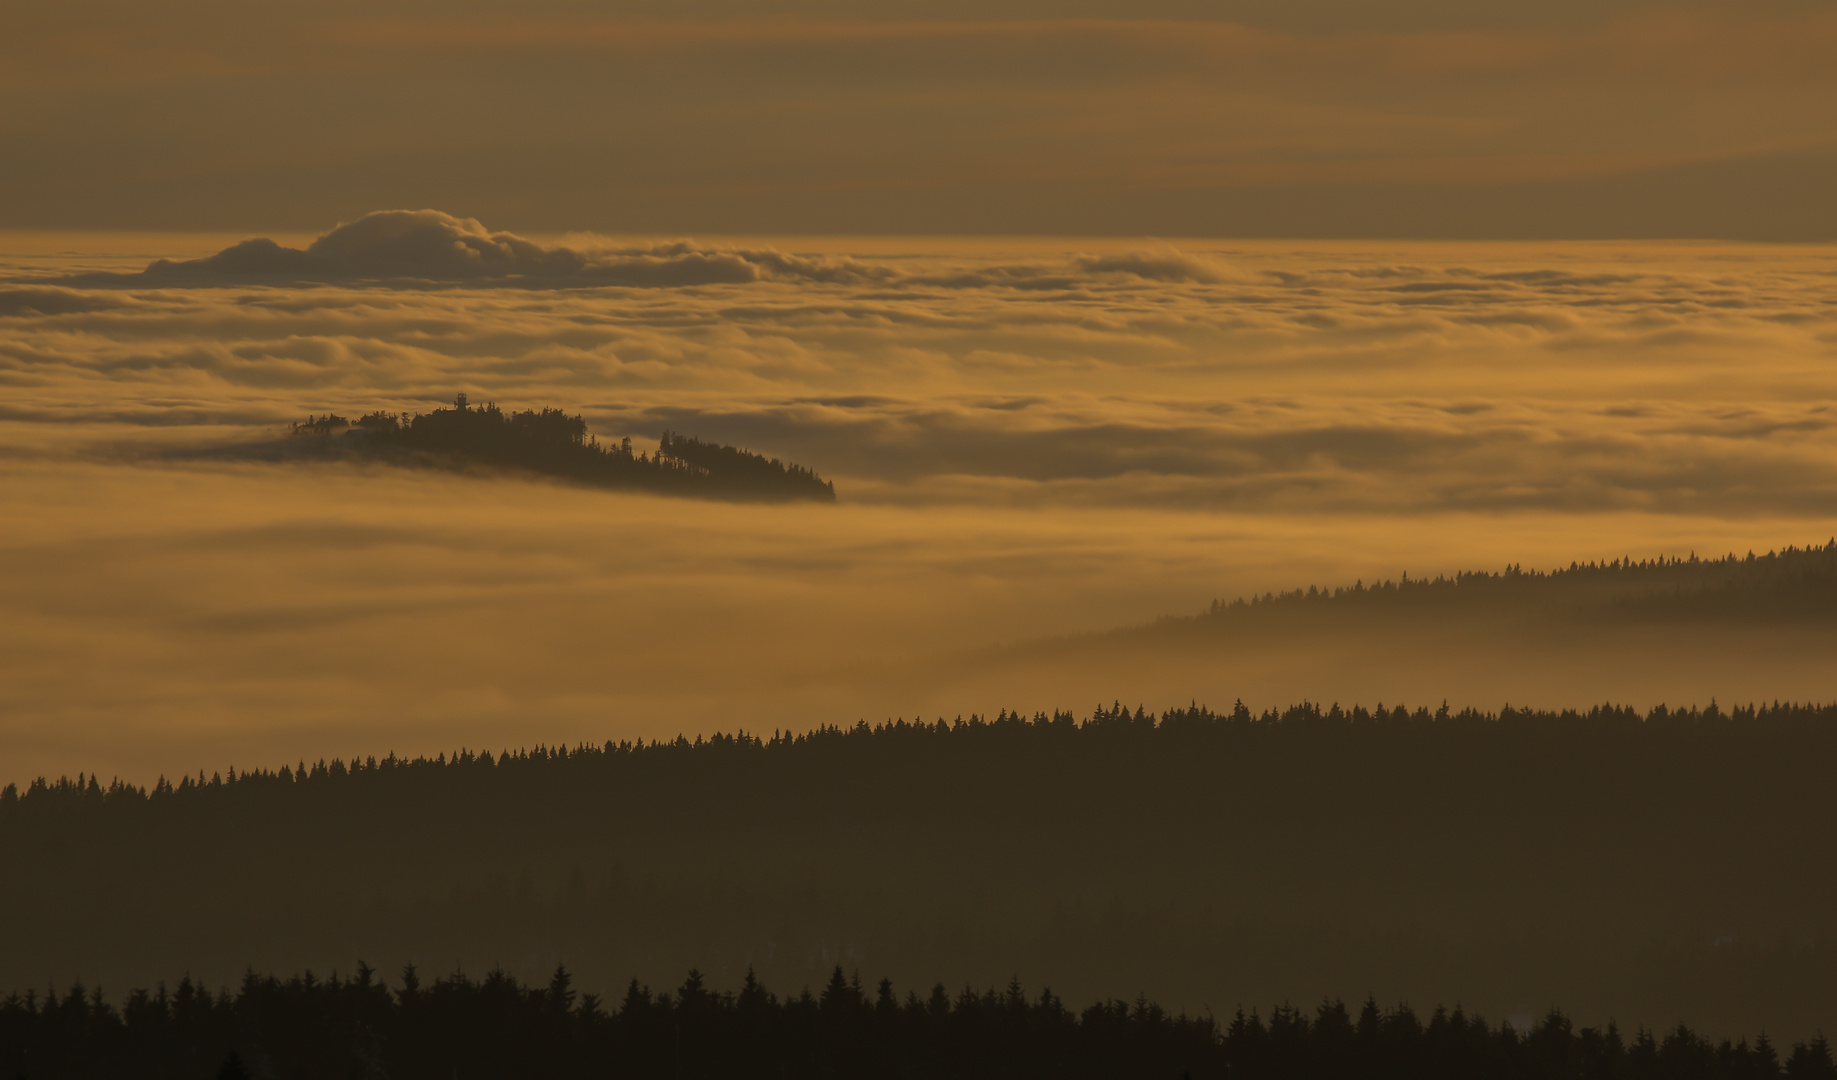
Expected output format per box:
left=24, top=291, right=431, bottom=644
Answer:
left=3, top=217, right=1836, bottom=781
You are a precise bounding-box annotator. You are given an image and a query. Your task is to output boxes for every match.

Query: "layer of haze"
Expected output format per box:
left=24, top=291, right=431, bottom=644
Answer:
left=4, top=0, right=1837, bottom=236
left=3, top=218, right=1837, bottom=784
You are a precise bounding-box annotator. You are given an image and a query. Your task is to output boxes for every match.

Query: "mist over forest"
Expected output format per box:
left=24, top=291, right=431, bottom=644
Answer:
left=8, top=552, right=1837, bottom=1041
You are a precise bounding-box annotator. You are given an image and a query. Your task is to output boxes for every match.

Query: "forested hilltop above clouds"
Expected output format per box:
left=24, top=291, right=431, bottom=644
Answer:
left=285, top=395, right=835, bottom=502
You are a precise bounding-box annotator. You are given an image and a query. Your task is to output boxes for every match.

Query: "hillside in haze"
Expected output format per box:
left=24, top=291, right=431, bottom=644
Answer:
left=7, top=697, right=1837, bottom=1041
left=957, top=544, right=1837, bottom=721
left=1180, top=543, right=1837, bottom=630
left=282, top=396, right=836, bottom=502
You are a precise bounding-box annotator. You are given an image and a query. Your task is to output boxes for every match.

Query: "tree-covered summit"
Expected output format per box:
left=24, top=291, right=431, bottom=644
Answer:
left=290, top=395, right=835, bottom=502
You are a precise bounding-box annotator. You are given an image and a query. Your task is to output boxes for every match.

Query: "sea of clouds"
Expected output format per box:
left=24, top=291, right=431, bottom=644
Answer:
left=3, top=212, right=1835, bottom=781
left=9, top=210, right=1837, bottom=514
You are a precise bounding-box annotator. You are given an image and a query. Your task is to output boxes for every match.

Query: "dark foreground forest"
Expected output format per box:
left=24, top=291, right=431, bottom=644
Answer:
left=284, top=395, right=836, bottom=501
left=7, top=964, right=1837, bottom=1080
left=6, top=700, right=1837, bottom=1040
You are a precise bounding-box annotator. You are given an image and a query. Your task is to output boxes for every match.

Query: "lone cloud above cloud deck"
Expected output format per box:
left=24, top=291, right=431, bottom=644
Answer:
left=113, top=210, right=1234, bottom=290
left=130, top=210, right=892, bottom=287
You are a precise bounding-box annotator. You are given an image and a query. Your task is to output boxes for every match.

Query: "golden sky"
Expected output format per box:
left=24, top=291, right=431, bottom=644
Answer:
left=4, top=0, right=1836, bottom=236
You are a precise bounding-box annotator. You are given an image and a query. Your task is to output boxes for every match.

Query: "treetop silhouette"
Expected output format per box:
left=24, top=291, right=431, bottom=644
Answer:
left=7, top=963, right=1834, bottom=1080
left=290, top=394, right=836, bottom=502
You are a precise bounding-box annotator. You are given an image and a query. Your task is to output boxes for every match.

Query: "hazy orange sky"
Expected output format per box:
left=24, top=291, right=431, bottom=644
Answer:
left=4, top=0, right=1836, bottom=236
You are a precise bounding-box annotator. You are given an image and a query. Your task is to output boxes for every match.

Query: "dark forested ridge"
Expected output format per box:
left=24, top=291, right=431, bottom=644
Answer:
left=991, top=543, right=1837, bottom=712
left=6, top=701, right=1837, bottom=1040
left=8, top=964, right=1837, bottom=1080
left=1176, top=542, right=1837, bottom=629
left=286, top=395, right=836, bottom=501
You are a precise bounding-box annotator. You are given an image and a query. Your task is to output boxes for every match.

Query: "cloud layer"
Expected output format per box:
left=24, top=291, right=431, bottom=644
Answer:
left=3, top=225, right=1836, bottom=783
left=10, top=221, right=1837, bottom=518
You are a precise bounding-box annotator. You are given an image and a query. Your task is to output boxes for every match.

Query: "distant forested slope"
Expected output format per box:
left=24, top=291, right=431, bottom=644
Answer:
left=961, top=543, right=1837, bottom=714
left=5, top=700, right=1837, bottom=1039
left=1173, top=542, right=1837, bottom=631
left=286, top=396, right=835, bottom=502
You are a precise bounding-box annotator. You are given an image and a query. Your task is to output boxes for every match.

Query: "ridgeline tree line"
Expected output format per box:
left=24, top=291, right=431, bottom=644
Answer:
left=6, top=962, right=1836, bottom=1080
left=288, top=394, right=835, bottom=501
left=1178, top=543, right=1837, bottom=629
left=5, top=700, right=1837, bottom=1041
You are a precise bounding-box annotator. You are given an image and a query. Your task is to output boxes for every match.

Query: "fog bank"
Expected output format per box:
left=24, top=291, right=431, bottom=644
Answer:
left=2, top=230, right=1835, bottom=782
